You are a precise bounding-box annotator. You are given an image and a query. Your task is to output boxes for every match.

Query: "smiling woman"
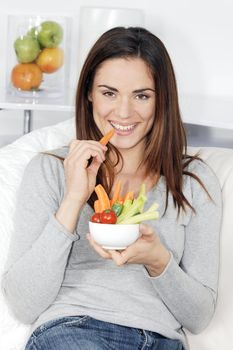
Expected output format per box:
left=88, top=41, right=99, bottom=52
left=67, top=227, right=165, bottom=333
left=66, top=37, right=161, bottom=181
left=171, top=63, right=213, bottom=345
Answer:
left=2, top=27, right=222, bottom=350
left=89, top=57, right=156, bottom=150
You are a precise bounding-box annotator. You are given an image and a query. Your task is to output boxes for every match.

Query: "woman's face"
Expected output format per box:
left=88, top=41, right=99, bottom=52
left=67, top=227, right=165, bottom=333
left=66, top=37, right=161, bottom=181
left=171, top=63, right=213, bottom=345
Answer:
left=89, top=57, right=156, bottom=152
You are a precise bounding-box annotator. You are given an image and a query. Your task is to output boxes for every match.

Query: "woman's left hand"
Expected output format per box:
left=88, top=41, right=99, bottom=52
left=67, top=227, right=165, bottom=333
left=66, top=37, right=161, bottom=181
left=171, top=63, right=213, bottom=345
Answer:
left=87, top=223, right=171, bottom=277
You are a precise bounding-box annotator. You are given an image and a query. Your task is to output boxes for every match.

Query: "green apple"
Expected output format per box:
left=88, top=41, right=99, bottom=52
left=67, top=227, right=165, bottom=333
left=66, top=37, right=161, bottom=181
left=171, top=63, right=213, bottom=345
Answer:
left=37, top=21, right=63, bottom=48
left=27, top=27, right=39, bottom=40
left=14, top=36, right=41, bottom=63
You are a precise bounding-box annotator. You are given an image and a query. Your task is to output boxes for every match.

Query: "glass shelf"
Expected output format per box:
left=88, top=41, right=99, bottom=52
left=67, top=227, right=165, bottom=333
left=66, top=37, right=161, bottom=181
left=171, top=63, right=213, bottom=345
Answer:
left=0, top=88, right=75, bottom=112
left=0, top=88, right=75, bottom=134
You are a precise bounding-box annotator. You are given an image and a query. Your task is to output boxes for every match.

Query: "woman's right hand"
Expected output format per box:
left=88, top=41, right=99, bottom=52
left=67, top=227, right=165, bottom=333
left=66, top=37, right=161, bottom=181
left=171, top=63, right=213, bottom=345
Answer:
left=63, top=139, right=107, bottom=206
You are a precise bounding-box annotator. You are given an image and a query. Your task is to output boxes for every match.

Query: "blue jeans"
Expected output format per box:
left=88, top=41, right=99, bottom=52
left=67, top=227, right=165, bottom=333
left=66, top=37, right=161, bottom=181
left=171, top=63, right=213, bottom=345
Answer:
left=25, top=316, right=184, bottom=350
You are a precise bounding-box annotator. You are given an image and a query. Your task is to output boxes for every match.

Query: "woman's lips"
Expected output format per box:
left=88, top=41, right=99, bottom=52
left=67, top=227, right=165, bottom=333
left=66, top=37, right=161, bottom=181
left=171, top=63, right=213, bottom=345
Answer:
left=109, top=121, right=137, bottom=135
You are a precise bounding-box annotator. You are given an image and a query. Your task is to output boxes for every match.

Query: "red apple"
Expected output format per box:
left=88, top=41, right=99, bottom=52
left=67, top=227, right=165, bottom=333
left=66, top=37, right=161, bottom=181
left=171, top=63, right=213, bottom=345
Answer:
left=36, top=47, right=64, bottom=73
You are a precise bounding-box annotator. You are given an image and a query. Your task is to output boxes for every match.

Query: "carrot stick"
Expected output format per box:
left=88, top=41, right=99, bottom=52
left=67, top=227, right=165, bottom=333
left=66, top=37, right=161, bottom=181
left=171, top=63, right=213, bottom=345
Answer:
left=117, top=196, right=124, bottom=205
left=99, top=129, right=115, bottom=145
left=95, top=184, right=111, bottom=212
left=124, top=191, right=134, bottom=203
left=111, top=181, right=122, bottom=206
left=94, top=199, right=101, bottom=213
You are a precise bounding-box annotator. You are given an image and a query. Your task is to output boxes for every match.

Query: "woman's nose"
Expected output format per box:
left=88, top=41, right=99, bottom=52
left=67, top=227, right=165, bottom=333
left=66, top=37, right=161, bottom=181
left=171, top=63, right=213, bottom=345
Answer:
left=115, top=97, right=133, bottom=119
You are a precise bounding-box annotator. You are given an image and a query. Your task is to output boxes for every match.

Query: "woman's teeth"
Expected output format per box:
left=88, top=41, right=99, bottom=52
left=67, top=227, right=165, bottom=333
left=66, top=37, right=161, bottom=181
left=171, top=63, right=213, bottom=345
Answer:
left=110, top=122, right=136, bottom=131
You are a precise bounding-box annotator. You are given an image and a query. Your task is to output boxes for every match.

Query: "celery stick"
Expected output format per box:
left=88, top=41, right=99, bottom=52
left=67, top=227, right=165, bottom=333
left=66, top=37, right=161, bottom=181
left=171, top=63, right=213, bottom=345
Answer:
left=117, top=194, right=147, bottom=223
left=138, top=183, right=146, bottom=197
left=119, top=210, right=159, bottom=224
left=117, top=183, right=148, bottom=224
left=137, top=183, right=146, bottom=212
left=121, top=199, right=133, bottom=215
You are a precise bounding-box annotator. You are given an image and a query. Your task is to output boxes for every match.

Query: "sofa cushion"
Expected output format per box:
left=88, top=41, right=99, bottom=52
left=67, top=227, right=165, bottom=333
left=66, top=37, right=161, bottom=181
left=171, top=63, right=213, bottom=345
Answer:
left=0, top=118, right=75, bottom=350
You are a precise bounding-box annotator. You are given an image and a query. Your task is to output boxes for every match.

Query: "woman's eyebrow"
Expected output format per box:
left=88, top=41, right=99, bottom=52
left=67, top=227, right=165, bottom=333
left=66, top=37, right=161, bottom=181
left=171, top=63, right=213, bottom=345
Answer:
left=98, top=84, right=118, bottom=91
left=97, top=84, right=155, bottom=93
left=133, top=88, right=156, bottom=93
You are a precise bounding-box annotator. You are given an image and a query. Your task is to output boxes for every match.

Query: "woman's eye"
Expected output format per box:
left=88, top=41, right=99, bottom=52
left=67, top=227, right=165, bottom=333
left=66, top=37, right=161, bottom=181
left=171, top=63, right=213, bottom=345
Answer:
left=103, top=91, right=115, bottom=97
left=136, top=93, right=149, bottom=100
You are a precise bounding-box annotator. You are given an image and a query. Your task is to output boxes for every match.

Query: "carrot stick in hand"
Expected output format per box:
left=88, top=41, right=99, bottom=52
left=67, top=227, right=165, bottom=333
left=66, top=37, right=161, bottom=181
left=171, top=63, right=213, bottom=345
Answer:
left=99, top=129, right=115, bottom=145
left=87, top=129, right=114, bottom=168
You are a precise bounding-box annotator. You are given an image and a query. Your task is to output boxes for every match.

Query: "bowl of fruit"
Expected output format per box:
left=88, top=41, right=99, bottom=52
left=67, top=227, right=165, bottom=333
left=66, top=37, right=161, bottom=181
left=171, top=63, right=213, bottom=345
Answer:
left=6, top=14, right=71, bottom=97
left=89, top=182, right=159, bottom=250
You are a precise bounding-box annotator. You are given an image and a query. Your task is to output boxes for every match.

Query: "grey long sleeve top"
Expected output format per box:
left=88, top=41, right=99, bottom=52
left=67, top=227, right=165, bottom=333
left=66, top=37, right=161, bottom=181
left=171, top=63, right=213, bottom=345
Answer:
left=1, top=147, right=222, bottom=350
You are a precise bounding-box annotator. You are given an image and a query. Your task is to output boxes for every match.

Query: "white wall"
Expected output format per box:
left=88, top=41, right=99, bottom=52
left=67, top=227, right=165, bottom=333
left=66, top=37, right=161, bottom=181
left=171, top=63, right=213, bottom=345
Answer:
left=0, top=0, right=233, bottom=147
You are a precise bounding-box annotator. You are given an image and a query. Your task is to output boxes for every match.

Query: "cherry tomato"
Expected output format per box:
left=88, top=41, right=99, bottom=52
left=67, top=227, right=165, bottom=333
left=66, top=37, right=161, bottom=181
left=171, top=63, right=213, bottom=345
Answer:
left=100, top=209, right=117, bottom=224
left=91, top=213, right=101, bottom=223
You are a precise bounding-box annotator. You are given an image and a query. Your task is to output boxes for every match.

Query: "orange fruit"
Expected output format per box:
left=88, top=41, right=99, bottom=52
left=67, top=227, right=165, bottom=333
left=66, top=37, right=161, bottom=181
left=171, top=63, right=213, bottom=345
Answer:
left=11, top=63, right=43, bottom=91
left=36, top=47, right=64, bottom=73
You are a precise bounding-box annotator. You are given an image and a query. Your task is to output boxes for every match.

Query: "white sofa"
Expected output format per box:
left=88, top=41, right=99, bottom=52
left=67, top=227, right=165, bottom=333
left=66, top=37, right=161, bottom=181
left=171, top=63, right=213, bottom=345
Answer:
left=0, top=118, right=233, bottom=350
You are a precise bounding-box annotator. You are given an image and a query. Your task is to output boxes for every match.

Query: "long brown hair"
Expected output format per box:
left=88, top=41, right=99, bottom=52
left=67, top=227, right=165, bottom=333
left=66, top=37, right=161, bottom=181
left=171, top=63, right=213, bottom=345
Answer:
left=73, top=26, right=207, bottom=213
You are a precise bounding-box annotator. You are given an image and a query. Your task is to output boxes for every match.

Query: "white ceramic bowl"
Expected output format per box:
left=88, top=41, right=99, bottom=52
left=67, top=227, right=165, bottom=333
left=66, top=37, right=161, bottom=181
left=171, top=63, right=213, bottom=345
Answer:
left=89, top=221, right=140, bottom=250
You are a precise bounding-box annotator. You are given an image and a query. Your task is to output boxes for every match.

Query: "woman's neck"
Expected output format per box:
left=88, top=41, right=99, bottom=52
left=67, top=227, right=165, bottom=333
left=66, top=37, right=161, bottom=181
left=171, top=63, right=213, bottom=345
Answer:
left=114, top=145, right=145, bottom=175
left=108, top=143, right=159, bottom=196
left=110, top=150, right=158, bottom=197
